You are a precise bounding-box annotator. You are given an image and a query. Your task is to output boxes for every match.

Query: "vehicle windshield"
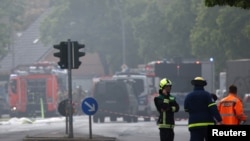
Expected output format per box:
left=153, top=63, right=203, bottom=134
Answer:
left=114, top=77, right=145, bottom=96
left=131, top=78, right=144, bottom=95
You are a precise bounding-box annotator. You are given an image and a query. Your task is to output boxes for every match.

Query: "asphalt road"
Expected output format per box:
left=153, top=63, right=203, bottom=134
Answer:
left=0, top=116, right=190, bottom=141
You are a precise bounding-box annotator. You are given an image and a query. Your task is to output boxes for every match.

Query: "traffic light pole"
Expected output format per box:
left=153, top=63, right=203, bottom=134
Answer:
left=67, top=39, right=74, bottom=138
left=53, top=39, right=85, bottom=138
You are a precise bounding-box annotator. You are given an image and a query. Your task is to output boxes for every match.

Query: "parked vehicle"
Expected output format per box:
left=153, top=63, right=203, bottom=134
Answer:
left=8, top=62, right=68, bottom=117
left=148, top=59, right=214, bottom=119
left=113, top=72, right=152, bottom=121
left=92, top=79, right=138, bottom=123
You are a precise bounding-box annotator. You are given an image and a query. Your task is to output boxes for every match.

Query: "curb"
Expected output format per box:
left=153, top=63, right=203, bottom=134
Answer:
left=23, top=134, right=117, bottom=141
left=23, top=137, right=117, bottom=141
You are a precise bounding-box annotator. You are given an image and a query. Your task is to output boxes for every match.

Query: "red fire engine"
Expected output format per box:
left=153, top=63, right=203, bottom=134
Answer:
left=8, top=62, right=68, bottom=117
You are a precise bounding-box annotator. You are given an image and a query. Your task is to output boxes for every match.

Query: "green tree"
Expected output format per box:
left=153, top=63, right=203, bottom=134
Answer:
left=39, top=0, right=250, bottom=76
left=126, top=0, right=167, bottom=62
left=128, top=0, right=197, bottom=62
left=158, top=0, right=197, bottom=59
left=40, top=0, right=143, bottom=72
left=205, top=0, right=250, bottom=9
left=191, top=0, right=250, bottom=72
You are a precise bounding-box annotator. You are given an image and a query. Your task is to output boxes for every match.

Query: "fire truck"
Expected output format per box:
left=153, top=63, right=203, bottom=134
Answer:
left=8, top=62, right=68, bottom=117
left=145, top=59, right=214, bottom=119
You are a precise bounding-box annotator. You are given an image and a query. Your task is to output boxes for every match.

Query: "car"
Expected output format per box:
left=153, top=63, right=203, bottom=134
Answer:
left=92, top=79, right=138, bottom=123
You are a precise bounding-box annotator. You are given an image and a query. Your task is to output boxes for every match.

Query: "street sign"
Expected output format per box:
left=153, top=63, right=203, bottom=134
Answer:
left=58, top=99, right=69, bottom=116
left=58, top=99, right=76, bottom=116
left=81, top=97, right=98, bottom=115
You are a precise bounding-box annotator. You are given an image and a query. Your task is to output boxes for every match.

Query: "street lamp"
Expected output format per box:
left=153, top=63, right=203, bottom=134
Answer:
left=115, top=0, right=126, bottom=65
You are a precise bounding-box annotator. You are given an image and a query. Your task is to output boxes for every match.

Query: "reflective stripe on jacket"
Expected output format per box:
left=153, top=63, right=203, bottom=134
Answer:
left=218, top=94, right=247, bottom=125
left=188, top=122, right=214, bottom=128
left=187, top=101, right=216, bottom=128
left=187, top=101, right=218, bottom=128
left=158, top=111, right=175, bottom=128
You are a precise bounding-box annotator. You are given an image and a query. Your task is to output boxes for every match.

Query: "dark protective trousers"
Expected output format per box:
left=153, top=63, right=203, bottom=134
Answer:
left=159, top=128, right=174, bottom=141
left=189, top=127, right=208, bottom=141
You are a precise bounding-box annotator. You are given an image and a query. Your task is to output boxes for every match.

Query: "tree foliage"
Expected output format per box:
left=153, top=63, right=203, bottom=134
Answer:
left=39, top=0, right=250, bottom=74
left=126, top=0, right=168, bottom=62
left=158, top=0, right=196, bottom=59
left=205, top=0, right=250, bottom=9
left=3, top=0, right=250, bottom=78
left=41, top=0, right=143, bottom=71
left=40, top=0, right=201, bottom=72
left=192, top=0, right=250, bottom=72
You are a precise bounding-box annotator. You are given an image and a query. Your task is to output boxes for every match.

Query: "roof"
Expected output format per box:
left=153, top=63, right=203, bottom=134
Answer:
left=0, top=10, right=51, bottom=74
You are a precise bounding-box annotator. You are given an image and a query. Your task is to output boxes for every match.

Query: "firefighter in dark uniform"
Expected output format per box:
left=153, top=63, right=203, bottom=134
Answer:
left=184, top=77, right=222, bottom=141
left=154, top=78, right=179, bottom=141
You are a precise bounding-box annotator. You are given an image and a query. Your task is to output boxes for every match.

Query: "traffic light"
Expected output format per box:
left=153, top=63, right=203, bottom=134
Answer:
left=72, top=41, right=85, bottom=69
left=53, top=42, right=68, bottom=69
left=53, top=41, right=85, bottom=69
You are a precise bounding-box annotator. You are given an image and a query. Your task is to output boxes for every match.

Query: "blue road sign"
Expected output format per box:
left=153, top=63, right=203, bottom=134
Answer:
left=81, top=97, right=98, bottom=115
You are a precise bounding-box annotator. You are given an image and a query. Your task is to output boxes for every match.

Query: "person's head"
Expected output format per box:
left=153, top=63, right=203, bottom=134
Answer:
left=159, top=78, right=172, bottom=95
left=191, top=76, right=207, bottom=87
left=229, top=85, right=237, bottom=94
